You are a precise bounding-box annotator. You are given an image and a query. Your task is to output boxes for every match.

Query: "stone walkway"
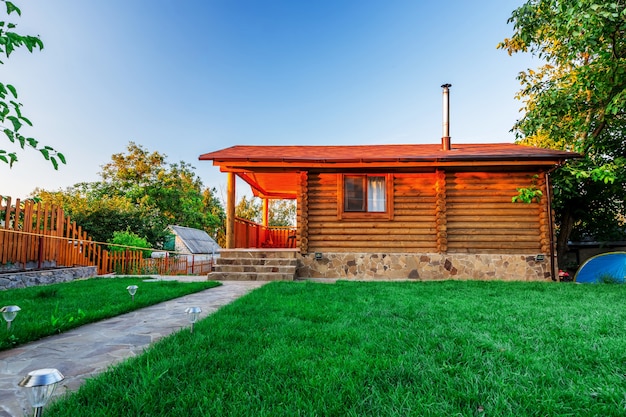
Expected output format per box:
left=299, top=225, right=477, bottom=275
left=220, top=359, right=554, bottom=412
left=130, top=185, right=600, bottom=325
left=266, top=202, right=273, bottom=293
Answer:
left=0, top=279, right=268, bottom=417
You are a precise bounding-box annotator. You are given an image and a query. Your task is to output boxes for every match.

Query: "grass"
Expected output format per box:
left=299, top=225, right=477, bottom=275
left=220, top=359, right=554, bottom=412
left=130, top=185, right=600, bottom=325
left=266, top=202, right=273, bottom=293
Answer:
left=0, top=277, right=220, bottom=351
left=47, top=280, right=626, bottom=416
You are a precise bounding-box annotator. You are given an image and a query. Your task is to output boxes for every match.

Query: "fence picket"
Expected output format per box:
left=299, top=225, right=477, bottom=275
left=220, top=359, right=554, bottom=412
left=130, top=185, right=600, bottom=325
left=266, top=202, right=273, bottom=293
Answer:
left=0, top=196, right=214, bottom=276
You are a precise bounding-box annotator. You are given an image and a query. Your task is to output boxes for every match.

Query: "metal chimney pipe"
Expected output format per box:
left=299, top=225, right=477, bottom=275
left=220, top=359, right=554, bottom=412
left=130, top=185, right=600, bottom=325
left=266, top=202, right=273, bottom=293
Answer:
left=441, top=83, right=452, bottom=151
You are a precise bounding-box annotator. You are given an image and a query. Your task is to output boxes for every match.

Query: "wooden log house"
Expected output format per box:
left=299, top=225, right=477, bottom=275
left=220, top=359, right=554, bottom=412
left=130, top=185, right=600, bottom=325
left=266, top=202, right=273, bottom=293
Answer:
left=199, top=140, right=577, bottom=281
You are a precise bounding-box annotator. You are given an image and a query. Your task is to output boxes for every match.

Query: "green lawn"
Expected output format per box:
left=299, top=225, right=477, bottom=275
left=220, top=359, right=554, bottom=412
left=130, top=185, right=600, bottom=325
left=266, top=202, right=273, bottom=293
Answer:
left=46, top=280, right=626, bottom=416
left=0, top=277, right=220, bottom=351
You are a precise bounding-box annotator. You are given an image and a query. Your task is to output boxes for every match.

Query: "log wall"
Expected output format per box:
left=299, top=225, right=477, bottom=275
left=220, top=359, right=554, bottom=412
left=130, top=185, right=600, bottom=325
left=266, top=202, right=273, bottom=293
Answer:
left=445, top=171, right=545, bottom=254
left=303, top=170, right=547, bottom=255
left=305, top=172, right=438, bottom=253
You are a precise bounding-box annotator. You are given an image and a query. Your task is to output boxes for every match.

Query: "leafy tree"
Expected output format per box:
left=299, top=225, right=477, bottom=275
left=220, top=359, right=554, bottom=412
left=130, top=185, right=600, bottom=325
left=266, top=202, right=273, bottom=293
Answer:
left=0, top=1, right=64, bottom=168
left=499, top=0, right=626, bottom=263
left=35, top=142, right=225, bottom=248
left=203, top=188, right=226, bottom=246
left=235, top=195, right=296, bottom=227
left=235, top=195, right=261, bottom=223
left=35, top=186, right=169, bottom=246
left=101, top=142, right=224, bottom=232
left=269, top=199, right=296, bottom=227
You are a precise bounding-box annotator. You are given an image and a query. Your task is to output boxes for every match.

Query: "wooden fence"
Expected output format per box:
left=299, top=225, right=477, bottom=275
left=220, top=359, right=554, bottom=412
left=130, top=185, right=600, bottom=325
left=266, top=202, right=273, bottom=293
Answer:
left=102, top=251, right=214, bottom=276
left=1, top=196, right=99, bottom=270
left=0, top=196, right=213, bottom=276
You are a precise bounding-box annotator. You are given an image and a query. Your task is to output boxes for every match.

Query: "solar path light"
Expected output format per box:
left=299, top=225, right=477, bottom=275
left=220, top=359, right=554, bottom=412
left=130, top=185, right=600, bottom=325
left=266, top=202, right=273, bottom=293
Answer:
left=126, top=285, right=138, bottom=302
left=1, top=305, right=20, bottom=331
left=185, top=307, right=202, bottom=333
left=18, top=368, right=65, bottom=417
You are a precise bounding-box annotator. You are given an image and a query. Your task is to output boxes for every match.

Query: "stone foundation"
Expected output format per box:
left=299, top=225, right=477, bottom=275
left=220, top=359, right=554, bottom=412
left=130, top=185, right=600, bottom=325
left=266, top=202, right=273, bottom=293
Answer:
left=0, top=266, right=98, bottom=290
left=296, top=253, right=552, bottom=281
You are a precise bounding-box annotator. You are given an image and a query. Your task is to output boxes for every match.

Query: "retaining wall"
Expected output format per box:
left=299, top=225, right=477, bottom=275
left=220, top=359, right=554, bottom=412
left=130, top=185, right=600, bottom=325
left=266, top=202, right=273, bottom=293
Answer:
left=0, top=266, right=98, bottom=290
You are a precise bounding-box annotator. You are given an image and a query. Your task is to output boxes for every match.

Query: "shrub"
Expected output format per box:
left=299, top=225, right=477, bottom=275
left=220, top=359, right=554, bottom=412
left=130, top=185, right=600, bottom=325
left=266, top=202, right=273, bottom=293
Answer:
left=108, top=229, right=152, bottom=257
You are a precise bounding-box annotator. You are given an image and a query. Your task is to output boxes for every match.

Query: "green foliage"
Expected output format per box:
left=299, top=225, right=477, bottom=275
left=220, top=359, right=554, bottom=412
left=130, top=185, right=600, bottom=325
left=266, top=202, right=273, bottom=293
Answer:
left=500, top=0, right=626, bottom=260
left=235, top=195, right=261, bottom=223
left=0, top=0, right=65, bottom=168
left=512, top=174, right=543, bottom=203
left=102, top=142, right=226, bottom=244
left=512, top=186, right=543, bottom=203
left=5, top=333, right=19, bottom=347
left=108, top=229, right=152, bottom=257
left=236, top=195, right=296, bottom=226
left=35, top=142, right=226, bottom=248
left=203, top=188, right=226, bottom=247
left=35, top=185, right=170, bottom=246
left=50, top=304, right=85, bottom=333
left=269, top=199, right=297, bottom=227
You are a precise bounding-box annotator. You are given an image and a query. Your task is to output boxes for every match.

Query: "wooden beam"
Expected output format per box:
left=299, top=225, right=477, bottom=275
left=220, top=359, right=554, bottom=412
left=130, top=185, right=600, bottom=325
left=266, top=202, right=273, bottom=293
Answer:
left=262, top=198, right=269, bottom=227
left=226, top=172, right=235, bottom=249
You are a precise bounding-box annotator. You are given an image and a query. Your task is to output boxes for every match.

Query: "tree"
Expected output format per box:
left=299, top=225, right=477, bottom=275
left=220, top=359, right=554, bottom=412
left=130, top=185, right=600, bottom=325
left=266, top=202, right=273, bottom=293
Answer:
left=499, top=0, right=626, bottom=264
left=35, top=186, right=169, bottom=246
left=35, top=142, right=225, bottom=248
left=235, top=195, right=296, bottom=226
left=203, top=188, right=226, bottom=246
left=235, top=195, right=261, bottom=223
left=100, top=142, right=224, bottom=232
left=0, top=1, right=64, bottom=168
left=269, top=199, right=296, bottom=227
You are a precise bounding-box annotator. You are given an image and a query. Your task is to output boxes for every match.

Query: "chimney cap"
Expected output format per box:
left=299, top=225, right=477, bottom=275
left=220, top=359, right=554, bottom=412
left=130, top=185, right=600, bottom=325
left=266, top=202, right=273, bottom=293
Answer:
left=441, top=83, right=452, bottom=88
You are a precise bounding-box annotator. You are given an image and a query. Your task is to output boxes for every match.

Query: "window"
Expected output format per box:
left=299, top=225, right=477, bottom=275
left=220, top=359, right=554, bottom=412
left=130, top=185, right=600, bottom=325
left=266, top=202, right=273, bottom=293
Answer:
left=343, top=175, right=388, bottom=213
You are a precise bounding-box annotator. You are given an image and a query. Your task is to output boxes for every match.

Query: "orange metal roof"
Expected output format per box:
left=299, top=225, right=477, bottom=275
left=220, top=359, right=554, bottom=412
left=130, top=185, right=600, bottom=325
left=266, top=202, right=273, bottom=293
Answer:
left=199, top=143, right=579, bottom=198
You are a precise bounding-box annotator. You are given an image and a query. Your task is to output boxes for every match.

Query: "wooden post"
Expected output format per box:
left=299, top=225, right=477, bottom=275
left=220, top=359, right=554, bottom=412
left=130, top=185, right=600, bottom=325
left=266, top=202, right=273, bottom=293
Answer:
left=298, top=171, right=308, bottom=253
left=37, top=236, right=44, bottom=269
left=262, top=199, right=269, bottom=227
left=14, top=200, right=22, bottom=267
left=226, top=172, right=236, bottom=248
left=262, top=198, right=270, bottom=246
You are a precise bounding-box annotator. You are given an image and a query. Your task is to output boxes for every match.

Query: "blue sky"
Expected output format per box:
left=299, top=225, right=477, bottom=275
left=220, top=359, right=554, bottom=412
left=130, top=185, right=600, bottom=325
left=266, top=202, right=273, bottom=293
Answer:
left=2, top=0, right=536, bottom=200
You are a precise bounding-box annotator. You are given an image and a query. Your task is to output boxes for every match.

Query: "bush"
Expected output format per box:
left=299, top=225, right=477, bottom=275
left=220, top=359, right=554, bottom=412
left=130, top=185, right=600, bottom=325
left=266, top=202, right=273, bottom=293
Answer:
left=108, top=229, right=152, bottom=257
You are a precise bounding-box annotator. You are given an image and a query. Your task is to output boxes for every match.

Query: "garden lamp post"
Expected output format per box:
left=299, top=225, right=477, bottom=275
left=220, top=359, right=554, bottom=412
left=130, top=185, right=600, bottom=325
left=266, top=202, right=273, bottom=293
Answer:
left=18, top=368, right=64, bottom=417
left=126, top=285, right=138, bottom=302
left=1, top=305, right=20, bottom=331
left=185, top=307, right=202, bottom=333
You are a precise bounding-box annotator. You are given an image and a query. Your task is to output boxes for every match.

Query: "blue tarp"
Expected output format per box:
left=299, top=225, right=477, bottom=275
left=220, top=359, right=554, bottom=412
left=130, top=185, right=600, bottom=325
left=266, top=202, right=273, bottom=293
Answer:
left=574, top=251, right=626, bottom=283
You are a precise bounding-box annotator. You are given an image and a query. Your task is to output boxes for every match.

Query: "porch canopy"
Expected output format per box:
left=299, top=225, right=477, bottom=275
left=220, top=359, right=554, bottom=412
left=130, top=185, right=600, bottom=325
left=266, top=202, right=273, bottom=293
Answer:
left=199, top=143, right=576, bottom=199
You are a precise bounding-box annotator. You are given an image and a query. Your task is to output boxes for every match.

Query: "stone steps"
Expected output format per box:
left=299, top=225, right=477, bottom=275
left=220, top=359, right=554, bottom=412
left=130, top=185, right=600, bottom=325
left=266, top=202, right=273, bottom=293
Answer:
left=208, top=250, right=297, bottom=281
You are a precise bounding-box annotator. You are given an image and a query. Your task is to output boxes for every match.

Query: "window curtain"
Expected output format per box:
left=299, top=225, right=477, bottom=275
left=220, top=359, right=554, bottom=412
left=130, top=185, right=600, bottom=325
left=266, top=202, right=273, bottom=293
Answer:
left=367, top=177, right=385, bottom=212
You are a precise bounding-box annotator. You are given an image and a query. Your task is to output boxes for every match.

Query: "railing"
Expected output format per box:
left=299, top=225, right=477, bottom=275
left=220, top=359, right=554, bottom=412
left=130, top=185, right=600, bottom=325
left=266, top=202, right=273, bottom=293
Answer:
left=1, top=196, right=214, bottom=276
left=234, top=217, right=296, bottom=249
